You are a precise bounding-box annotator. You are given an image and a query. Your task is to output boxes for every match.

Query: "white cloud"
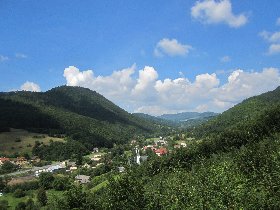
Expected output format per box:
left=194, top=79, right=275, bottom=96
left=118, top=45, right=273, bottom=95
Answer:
left=63, top=65, right=280, bottom=116
left=132, top=66, right=158, bottom=97
left=64, top=65, right=136, bottom=104
left=191, top=0, right=248, bottom=28
left=15, top=53, right=27, bottom=59
left=154, top=38, right=192, bottom=57
left=213, top=68, right=280, bottom=104
left=20, top=81, right=41, bottom=92
left=134, top=106, right=180, bottom=116
left=260, top=30, right=280, bottom=55
left=268, top=44, right=280, bottom=55
left=220, top=55, right=231, bottom=62
left=277, top=17, right=280, bottom=26
left=260, top=31, right=280, bottom=43
left=0, top=55, right=9, bottom=62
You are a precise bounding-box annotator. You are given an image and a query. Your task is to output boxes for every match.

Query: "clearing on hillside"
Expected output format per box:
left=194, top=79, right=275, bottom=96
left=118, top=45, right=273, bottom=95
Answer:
left=0, top=128, right=64, bottom=155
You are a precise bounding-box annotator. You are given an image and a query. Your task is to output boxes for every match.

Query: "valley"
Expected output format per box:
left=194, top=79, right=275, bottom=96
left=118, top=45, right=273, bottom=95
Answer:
left=1, top=86, right=280, bottom=209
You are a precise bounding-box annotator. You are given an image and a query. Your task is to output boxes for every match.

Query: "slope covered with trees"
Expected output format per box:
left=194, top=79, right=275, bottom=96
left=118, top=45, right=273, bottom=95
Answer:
left=0, top=86, right=163, bottom=159
left=50, top=86, right=280, bottom=209
left=192, top=86, right=280, bottom=138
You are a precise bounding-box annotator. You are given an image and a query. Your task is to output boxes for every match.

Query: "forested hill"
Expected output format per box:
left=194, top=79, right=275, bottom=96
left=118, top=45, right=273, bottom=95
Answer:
left=192, top=86, right=280, bottom=138
left=86, top=87, right=280, bottom=209
left=0, top=86, right=158, bottom=149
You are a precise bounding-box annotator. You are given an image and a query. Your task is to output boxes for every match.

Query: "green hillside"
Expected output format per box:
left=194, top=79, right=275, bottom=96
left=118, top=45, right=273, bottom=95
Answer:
left=0, top=86, right=160, bottom=159
left=73, top=86, right=280, bottom=209
left=192, top=86, right=280, bottom=138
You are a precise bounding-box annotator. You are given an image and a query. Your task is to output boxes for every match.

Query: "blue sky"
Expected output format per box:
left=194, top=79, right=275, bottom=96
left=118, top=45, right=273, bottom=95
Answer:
left=0, top=0, right=280, bottom=115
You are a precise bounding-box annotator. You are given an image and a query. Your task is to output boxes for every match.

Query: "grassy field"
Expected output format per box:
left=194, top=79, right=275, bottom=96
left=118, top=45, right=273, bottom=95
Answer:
left=0, top=128, right=64, bottom=155
left=0, top=191, right=35, bottom=209
left=0, top=189, right=63, bottom=209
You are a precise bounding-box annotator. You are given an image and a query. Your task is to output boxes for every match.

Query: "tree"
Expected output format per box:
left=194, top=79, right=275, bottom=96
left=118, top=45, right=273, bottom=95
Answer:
left=0, top=161, right=18, bottom=174
left=76, top=153, right=83, bottom=166
left=64, top=185, right=87, bottom=209
left=37, top=188, right=48, bottom=206
left=0, top=177, right=5, bottom=191
left=52, top=176, right=70, bottom=191
left=25, top=198, right=36, bottom=210
left=0, top=200, right=8, bottom=210
left=15, top=202, right=26, bottom=210
left=39, top=172, right=54, bottom=189
left=13, top=188, right=26, bottom=198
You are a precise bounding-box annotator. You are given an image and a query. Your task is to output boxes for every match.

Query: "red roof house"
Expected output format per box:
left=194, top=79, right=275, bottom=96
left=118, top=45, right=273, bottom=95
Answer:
left=154, top=148, right=168, bottom=156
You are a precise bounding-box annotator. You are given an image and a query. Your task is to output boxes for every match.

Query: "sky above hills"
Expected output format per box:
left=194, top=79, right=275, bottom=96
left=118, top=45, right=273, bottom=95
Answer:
left=0, top=0, right=280, bottom=115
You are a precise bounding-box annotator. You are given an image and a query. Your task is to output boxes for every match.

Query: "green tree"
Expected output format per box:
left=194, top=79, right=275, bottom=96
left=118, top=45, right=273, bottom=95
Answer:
left=64, top=185, right=87, bottom=209
left=0, top=161, right=18, bottom=174
left=0, top=200, right=8, bottom=210
left=76, top=153, right=83, bottom=166
left=15, top=201, right=26, bottom=210
left=25, top=198, right=36, bottom=210
left=104, top=174, right=146, bottom=209
left=39, top=172, right=54, bottom=189
left=52, top=176, right=70, bottom=191
left=37, top=188, right=48, bottom=206
left=13, top=188, right=26, bottom=198
left=0, top=177, right=5, bottom=191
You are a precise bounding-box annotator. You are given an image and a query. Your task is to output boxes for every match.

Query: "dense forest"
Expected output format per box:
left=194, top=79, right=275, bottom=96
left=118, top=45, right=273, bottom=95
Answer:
left=43, top=86, right=280, bottom=209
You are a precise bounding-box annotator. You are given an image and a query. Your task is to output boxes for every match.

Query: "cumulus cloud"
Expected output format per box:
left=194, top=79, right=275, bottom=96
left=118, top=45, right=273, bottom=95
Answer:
left=64, top=65, right=136, bottom=104
left=63, top=65, right=280, bottom=116
left=20, top=81, right=41, bottom=92
left=260, top=30, right=280, bottom=55
left=213, top=68, right=280, bottom=103
left=0, top=55, right=9, bottom=62
left=154, top=38, right=192, bottom=57
left=131, top=66, right=159, bottom=103
left=220, top=55, right=231, bottom=62
left=191, top=0, right=248, bottom=28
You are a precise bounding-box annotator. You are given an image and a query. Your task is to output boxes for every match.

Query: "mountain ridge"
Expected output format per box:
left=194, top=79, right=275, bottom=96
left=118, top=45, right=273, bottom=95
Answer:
left=0, top=86, right=159, bottom=149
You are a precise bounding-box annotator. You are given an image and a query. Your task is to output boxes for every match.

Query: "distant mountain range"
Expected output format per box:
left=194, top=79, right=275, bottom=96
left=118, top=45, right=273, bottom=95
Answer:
left=158, top=112, right=219, bottom=122
left=133, top=111, right=219, bottom=128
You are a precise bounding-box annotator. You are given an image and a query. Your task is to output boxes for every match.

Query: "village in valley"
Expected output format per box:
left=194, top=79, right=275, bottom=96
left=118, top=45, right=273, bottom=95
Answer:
left=0, top=133, right=192, bottom=200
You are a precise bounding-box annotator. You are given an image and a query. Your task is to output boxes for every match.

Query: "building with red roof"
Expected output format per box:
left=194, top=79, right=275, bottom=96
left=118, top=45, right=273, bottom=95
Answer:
left=154, top=148, right=168, bottom=156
